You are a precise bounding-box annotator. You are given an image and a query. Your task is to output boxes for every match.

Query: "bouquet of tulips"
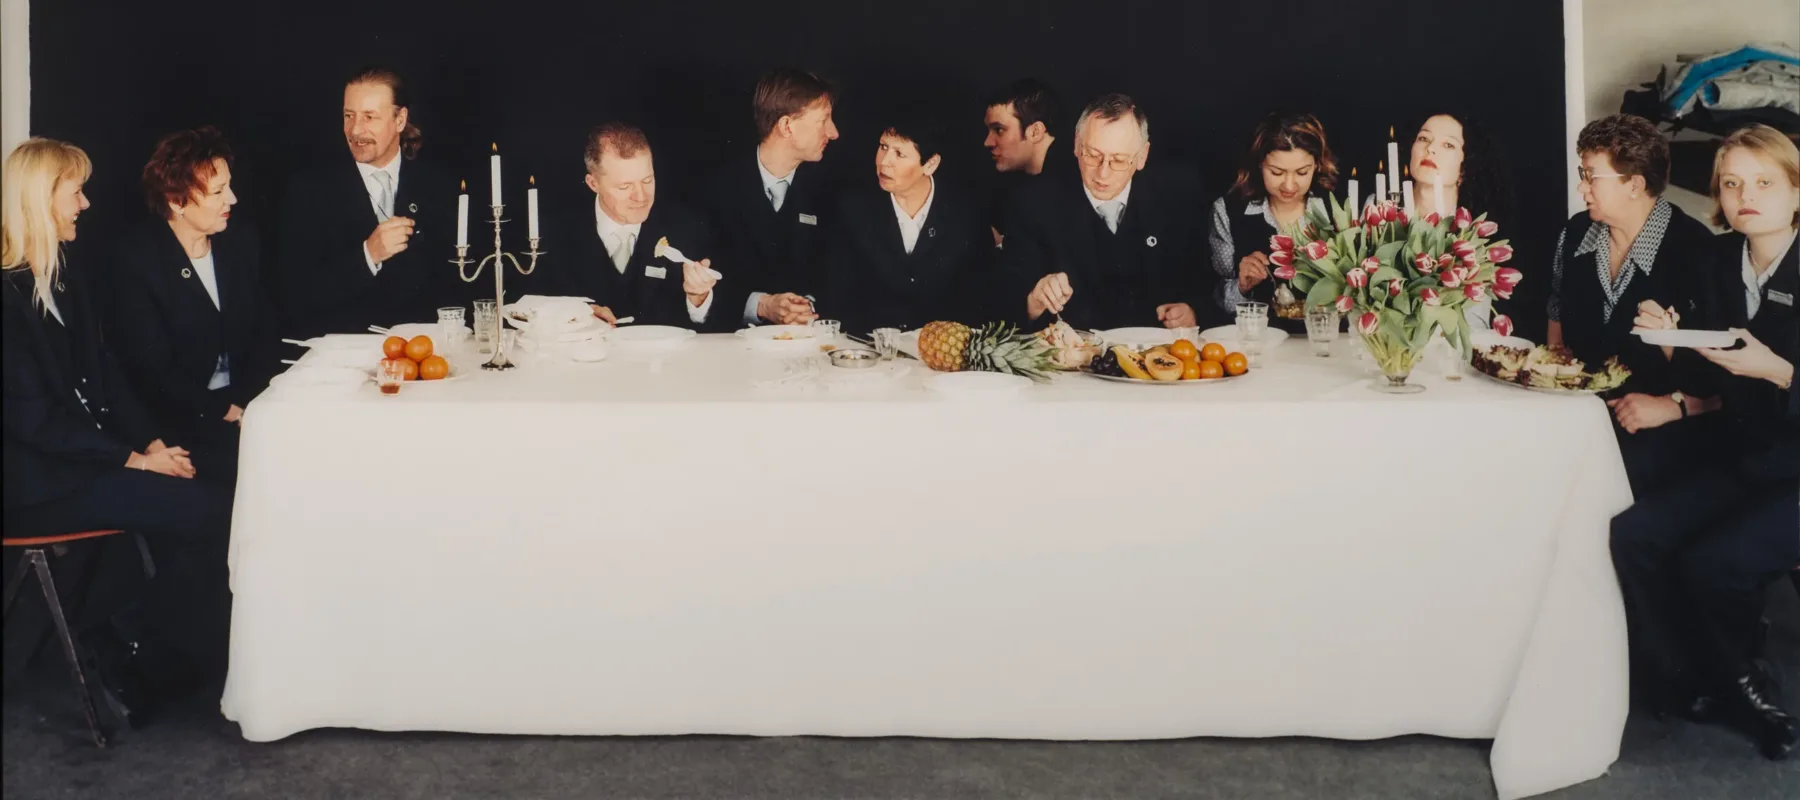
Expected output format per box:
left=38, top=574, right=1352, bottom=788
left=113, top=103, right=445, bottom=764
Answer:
left=1271, top=198, right=1520, bottom=378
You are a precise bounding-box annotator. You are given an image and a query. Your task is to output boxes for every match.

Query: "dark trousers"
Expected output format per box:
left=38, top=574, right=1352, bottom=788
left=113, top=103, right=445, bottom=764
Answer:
left=1613, top=415, right=1710, bottom=499
left=4, top=468, right=233, bottom=675
left=1611, top=461, right=1800, bottom=703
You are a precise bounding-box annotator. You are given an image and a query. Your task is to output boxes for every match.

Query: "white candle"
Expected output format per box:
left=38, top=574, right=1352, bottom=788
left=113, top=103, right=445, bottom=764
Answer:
left=1374, top=174, right=1387, bottom=209
left=1346, top=178, right=1358, bottom=217
left=489, top=145, right=502, bottom=208
left=1386, top=136, right=1400, bottom=199
left=1433, top=182, right=1446, bottom=219
left=1400, top=180, right=1413, bottom=214
left=527, top=177, right=539, bottom=240
left=455, top=183, right=469, bottom=247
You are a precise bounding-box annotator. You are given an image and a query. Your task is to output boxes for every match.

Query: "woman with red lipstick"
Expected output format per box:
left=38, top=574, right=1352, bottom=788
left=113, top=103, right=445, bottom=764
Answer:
left=108, top=127, right=277, bottom=485
left=1545, top=114, right=1713, bottom=496
left=1400, top=111, right=1513, bottom=329
left=1208, top=112, right=1338, bottom=328
left=1609, top=124, right=1798, bottom=761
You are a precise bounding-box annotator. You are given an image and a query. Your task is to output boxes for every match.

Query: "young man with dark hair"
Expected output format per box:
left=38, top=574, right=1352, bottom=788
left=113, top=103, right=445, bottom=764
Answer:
left=985, top=78, right=1074, bottom=243
left=702, top=69, right=839, bottom=328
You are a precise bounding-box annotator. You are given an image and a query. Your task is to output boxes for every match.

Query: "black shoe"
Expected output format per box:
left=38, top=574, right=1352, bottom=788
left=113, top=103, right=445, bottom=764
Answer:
left=1731, top=671, right=1797, bottom=761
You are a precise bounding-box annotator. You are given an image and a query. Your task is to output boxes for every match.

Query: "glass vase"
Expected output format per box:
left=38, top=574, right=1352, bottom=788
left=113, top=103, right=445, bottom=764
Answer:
left=1362, top=333, right=1426, bottom=394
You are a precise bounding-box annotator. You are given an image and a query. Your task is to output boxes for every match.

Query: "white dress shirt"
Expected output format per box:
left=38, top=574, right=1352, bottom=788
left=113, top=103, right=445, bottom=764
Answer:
left=891, top=178, right=935, bottom=254
left=743, top=152, right=802, bottom=325
left=596, top=199, right=713, bottom=324
left=1083, top=180, right=1133, bottom=233
left=1744, top=231, right=1796, bottom=320
left=358, top=154, right=403, bottom=275
left=189, top=249, right=232, bottom=390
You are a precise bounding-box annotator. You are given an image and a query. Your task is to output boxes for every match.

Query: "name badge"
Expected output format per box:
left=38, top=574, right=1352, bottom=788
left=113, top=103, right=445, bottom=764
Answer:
left=645, top=265, right=668, bottom=280
left=1770, top=289, right=1794, bottom=307
left=798, top=213, right=818, bottom=226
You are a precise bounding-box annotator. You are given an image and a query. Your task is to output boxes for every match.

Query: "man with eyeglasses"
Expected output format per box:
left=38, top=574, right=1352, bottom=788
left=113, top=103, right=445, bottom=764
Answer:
left=1000, top=93, right=1209, bottom=331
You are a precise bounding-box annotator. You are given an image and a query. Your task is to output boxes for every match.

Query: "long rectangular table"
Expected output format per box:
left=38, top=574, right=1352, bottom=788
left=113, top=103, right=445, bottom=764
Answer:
left=221, top=335, right=1633, bottom=800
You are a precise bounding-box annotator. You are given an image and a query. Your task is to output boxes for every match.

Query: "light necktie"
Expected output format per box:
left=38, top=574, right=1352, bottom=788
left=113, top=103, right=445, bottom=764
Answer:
left=610, top=232, right=635, bottom=273
left=768, top=179, right=789, bottom=213
left=1098, top=201, right=1123, bottom=234
left=371, top=170, right=394, bottom=222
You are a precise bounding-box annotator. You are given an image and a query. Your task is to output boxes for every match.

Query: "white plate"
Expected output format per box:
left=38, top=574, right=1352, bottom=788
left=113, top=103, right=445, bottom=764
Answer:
left=505, top=312, right=610, bottom=341
left=1099, top=327, right=1176, bottom=348
left=1083, top=372, right=1246, bottom=386
left=368, top=359, right=469, bottom=385
left=382, top=323, right=448, bottom=341
left=737, top=325, right=821, bottom=351
left=1200, top=326, right=1291, bottom=348
left=1633, top=329, right=1740, bottom=348
left=299, top=334, right=387, bottom=351
left=1472, top=368, right=1604, bottom=396
left=924, top=371, right=1032, bottom=400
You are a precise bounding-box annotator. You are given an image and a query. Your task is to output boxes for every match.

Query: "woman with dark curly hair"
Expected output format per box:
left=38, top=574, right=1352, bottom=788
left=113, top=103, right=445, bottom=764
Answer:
left=1208, top=112, right=1338, bottom=328
left=108, top=127, right=277, bottom=485
left=1547, top=114, right=1715, bottom=496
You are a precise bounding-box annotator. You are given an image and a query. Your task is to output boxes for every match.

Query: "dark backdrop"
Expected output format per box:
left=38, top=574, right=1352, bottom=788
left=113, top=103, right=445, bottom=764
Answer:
left=31, top=0, right=1567, bottom=335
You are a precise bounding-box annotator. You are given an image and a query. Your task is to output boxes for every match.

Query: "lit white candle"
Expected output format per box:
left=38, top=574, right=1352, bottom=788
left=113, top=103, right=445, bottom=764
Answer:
left=527, top=176, right=539, bottom=239
left=1400, top=180, right=1413, bottom=214
left=1374, top=173, right=1387, bottom=209
left=455, top=181, right=469, bottom=247
left=489, top=144, right=502, bottom=208
left=1433, top=182, right=1446, bottom=219
left=1346, top=170, right=1359, bottom=216
left=1386, top=129, right=1400, bottom=199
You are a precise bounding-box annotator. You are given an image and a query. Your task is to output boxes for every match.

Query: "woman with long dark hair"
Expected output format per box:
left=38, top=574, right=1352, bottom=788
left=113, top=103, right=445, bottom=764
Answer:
left=1208, top=112, right=1339, bottom=329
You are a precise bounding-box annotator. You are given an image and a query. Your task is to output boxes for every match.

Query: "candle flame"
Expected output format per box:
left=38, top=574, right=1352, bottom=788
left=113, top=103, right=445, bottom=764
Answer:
left=491, top=142, right=498, bottom=153
left=1351, top=167, right=1357, bottom=177
left=460, top=179, right=466, bottom=191
left=1378, top=159, right=1384, bottom=171
left=1389, top=125, right=1395, bottom=138
left=529, top=175, right=535, bottom=187
left=1403, top=165, right=1410, bottom=178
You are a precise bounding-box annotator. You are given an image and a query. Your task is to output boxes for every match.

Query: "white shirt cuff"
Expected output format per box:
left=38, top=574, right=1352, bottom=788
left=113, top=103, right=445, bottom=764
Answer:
left=364, top=243, right=382, bottom=275
left=687, top=291, right=715, bottom=324
left=743, top=291, right=767, bottom=326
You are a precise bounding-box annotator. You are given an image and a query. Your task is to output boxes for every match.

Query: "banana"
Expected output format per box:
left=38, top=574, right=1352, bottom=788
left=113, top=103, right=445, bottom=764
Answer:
left=1112, top=345, right=1152, bottom=380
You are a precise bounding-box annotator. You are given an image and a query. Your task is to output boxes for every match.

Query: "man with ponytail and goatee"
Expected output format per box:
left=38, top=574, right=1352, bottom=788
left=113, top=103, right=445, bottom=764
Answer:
left=275, top=66, right=457, bottom=340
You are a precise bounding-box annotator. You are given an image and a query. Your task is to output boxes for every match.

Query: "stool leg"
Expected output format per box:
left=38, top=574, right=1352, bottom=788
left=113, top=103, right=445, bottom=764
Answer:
left=33, top=551, right=107, bottom=748
left=2, top=549, right=34, bottom=619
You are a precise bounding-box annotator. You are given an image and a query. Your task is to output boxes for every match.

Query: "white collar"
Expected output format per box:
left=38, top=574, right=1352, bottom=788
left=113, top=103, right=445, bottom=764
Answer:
left=890, top=177, right=935, bottom=225
left=594, top=197, right=643, bottom=243
left=355, top=152, right=402, bottom=182
left=757, top=151, right=796, bottom=193
left=1083, top=179, right=1132, bottom=212
left=1746, top=230, right=1797, bottom=285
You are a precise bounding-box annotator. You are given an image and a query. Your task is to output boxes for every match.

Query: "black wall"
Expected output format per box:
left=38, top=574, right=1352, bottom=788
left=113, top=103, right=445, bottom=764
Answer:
left=31, top=0, right=1567, bottom=334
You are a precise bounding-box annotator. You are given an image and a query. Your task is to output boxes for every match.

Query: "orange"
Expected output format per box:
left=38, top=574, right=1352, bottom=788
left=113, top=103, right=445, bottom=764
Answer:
left=382, top=336, right=408, bottom=360
left=1197, top=360, right=1224, bottom=379
left=418, top=355, right=449, bottom=381
left=1223, top=352, right=1249, bottom=376
left=404, top=335, right=434, bottom=362
left=1181, top=359, right=1203, bottom=380
left=1199, top=342, right=1227, bottom=363
left=1169, top=339, right=1198, bottom=362
left=399, top=357, right=420, bottom=381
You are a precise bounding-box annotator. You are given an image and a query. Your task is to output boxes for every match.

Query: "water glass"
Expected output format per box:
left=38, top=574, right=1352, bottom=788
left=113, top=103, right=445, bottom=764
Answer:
left=871, top=327, right=901, bottom=361
left=811, top=319, right=842, bottom=352
left=1172, top=326, right=1201, bottom=348
left=472, top=299, right=498, bottom=354
left=1304, top=305, right=1340, bottom=357
left=377, top=359, right=407, bottom=395
left=1235, top=302, right=1268, bottom=359
left=437, top=306, right=467, bottom=346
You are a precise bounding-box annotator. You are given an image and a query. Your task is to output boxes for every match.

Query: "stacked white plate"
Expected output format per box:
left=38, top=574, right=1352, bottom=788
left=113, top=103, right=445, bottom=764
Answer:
left=1200, top=325, right=1290, bottom=349
left=737, top=324, right=823, bottom=354
left=1099, top=327, right=1176, bottom=349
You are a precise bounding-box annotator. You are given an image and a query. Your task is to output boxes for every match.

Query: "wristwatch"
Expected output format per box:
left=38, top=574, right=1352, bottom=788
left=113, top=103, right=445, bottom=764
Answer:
left=1671, top=391, right=1688, bottom=418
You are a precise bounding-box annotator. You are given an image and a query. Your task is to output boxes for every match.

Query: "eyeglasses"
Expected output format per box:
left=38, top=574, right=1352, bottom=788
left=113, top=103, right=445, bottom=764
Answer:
left=1577, top=167, right=1627, bottom=183
left=1077, top=148, right=1138, bottom=173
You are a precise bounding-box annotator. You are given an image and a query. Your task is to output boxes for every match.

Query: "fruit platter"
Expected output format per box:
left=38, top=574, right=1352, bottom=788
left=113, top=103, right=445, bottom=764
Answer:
left=1085, top=339, right=1250, bottom=384
left=375, top=335, right=464, bottom=385
left=1470, top=343, right=1629, bottom=394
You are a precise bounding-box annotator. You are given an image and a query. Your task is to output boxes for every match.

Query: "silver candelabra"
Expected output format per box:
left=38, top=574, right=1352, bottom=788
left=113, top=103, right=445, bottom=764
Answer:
left=451, top=204, right=542, bottom=370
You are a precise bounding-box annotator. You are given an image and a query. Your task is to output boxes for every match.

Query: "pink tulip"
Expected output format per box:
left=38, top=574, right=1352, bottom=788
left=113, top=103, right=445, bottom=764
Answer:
left=1345, top=267, right=1369, bottom=289
left=1421, top=287, right=1441, bottom=306
left=1476, top=220, right=1499, bottom=238
left=1363, top=204, right=1385, bottom=228
left=1270, top=234, right=1294, bottom=253
left=1452, top=240, right=1476, bottom=259
left=1384, top=204, right=1406, bottom=223
left=1494, top=267, right=1522, bottom=291
left=1488, top=245, right=1514, bottom=263
left=1454, top=207, right=1473, bottom=231
left=1270, top=250, right=1295, bottom=268
left=1303, top=240, right=1330, bottom=261
left=1357, top=311, right=1381, bottom=336
left=1426, top=212, right=1442, bottom=226
left=1413, top=253, right=1435, bottom=272
left=1440, top=267, right=1463, bottom=288
left=1493, top=315, right=1514, bottom=337
left=1493, top=284, right=1514, bottom=300
left=1334, top=294, right=1355, bottom=313
left=1361, top=257, right=1381, bottom=273
left=1437, top=253, right=1455, bottom=269
left=1273, top=264, right=1296, bottom=281
left=1387, top=278, right=1404, bottom=297
left=1461, top=254, right=1479, bottom=271
left=1464, top=283, right=1487, bottom=302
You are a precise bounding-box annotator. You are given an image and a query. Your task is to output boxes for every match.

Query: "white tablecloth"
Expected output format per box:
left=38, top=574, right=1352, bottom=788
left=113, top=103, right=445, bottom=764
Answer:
left=221, top=335, right=1632, bottom=800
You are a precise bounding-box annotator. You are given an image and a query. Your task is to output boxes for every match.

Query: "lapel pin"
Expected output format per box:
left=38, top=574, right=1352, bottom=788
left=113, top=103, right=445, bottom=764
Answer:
left=180, top=268, right=192, bottom=279
left=1146, top=236, right=1158, bottom=247
left=408, top=202, right=418, bottom=214
left=927, top=227, right=936, bottom=238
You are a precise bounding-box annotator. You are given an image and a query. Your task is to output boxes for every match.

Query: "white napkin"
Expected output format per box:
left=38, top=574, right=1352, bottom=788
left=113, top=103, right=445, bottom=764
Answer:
left=510, top=295, right=600, bottom=335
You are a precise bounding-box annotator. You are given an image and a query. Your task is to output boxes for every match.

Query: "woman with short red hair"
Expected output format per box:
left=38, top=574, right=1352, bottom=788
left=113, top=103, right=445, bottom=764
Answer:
left=108, top=126, right=276, bottom=484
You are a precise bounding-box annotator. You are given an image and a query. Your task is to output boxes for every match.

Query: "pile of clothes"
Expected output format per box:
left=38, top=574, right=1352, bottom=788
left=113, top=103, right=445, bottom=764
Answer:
left=1625, top=42, right=1800, bottom=132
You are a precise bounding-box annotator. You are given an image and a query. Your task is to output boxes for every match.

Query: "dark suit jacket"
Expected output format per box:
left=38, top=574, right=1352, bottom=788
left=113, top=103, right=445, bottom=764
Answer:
left=989, top=146, right=1077, bottom=239
left=3, top=260, right=159, bottom=509
left=701, top=155, right=833, bottom=330
left=274, top=156, right=457, bottom=340
left=1677, top=232, right=1799, bottom=482
left=108, top=221, right=277, bottom=439
left=822, top=180, right=998, bottom=335
left=999, top=166, right=1210, bottom=331
left=540, top=199, right=719, bottom=330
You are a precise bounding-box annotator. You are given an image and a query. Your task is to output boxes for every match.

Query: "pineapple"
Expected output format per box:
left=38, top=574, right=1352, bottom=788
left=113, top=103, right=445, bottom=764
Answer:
left=916, top=321, right=1057, bottom=383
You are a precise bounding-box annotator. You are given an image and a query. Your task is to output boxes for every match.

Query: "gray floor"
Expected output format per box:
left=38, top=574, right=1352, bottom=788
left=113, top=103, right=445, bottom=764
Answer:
left=5, top=589, right=1799, bottom=800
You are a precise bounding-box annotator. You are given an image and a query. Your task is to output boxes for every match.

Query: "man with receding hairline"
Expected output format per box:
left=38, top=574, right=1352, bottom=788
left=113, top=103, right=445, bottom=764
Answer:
left=539, top=123, right=719, bottom=330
